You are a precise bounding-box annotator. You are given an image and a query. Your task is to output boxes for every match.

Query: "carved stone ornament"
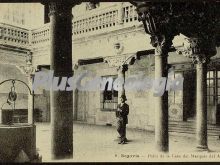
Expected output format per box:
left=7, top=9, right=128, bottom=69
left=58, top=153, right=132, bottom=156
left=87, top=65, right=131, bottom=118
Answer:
left=133, top=2, right=175, bottom=35
left=104, top=54, right=136, bottom=67
left=48, top=2, right=75, bottom=17
left=176, top=37, right=216, bottom=64
left=151, top=34, right=173, bottom=56
left=86, top=2, right=99, bottom=10
left=132, top=1, right=220, bottom=57
left=132, top=1, right=220, bottom=38
left=18, top=52, right=36, bottom=76
left=132, top=2, right=175, bottom=54
left=114, top=42, right=124, bottom=55
left=19, top=65, right=36, bottom=76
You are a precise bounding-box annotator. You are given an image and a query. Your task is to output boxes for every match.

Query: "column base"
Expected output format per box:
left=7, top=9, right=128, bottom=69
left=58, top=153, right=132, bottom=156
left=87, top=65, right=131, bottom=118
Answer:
left=196, top=145, right=209, bottom=152
left=155, top=143, right=169, bottom=153
left=51, top=154, right=73, bottom=160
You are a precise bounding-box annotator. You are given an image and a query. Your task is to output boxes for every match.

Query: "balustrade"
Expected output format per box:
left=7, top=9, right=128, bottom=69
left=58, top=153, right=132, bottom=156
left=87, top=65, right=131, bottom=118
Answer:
left=73, top=3, right=139, bottom=37
left=73, top=8, right=118, bottom=35
left=0, top=3, right=140, bottom=49
left=31, top=23, right=50, bottom=46
left=0, top=23, right=29, bottom=48
left=123, top=4, right=138, bottom=23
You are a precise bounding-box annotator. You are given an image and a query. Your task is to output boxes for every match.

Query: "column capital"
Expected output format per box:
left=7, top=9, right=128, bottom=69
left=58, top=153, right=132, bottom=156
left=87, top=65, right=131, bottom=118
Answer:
left=133, top=2, right=175, bottom=55
left=48, top=2, right=74, bottom=18
left=134, top=2, right=176, bottom=36
left=192, top=54, right=209, bottom=65
left=151, top=34, right=174, bottom=56
left=177, top=37, right=216, bottom=64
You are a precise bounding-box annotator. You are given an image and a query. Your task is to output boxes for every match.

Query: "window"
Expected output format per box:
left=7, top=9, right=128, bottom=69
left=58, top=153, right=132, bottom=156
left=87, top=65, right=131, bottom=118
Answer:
left=207, top=70, right=216, bottom=105
left=217, top=71, right=220, bottom=104
left=101, top=76, right=118, bottom=111
left=168, top=71, right=183, bottom=104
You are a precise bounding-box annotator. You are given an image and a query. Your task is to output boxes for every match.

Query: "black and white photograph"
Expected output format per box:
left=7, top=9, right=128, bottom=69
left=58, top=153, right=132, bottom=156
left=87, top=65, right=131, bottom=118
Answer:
left=0, top=0, right=220, bottom=163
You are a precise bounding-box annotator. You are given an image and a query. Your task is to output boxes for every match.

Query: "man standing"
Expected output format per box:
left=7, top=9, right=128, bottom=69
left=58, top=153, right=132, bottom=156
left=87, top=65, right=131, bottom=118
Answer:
left=116, top=95, right=129, bottom=144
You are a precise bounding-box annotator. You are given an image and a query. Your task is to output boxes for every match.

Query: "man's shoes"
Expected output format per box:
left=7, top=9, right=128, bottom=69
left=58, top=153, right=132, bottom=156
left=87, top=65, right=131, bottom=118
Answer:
left=124, top=138, right=128, bottom=142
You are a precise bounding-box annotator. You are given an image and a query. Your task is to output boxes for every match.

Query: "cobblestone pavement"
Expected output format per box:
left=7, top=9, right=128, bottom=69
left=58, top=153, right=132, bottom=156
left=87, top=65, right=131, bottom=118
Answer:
left=36, top=122, right=220, bottom=162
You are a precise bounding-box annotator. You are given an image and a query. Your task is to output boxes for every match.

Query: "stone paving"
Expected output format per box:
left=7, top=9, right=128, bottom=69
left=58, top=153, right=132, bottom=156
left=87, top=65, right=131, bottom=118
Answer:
left=36, top=122, right=220, bottom=162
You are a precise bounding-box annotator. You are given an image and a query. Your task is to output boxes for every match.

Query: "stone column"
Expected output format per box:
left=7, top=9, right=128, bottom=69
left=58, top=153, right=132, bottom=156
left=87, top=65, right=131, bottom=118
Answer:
left=190, top=38, right=216, bottom=150
left=48, top=2, right=74, bottom=159
left=0, top=105, right=2, bottom=124
left=153, top=35, right=172, bottom=152
left=196, top=59, right=208, bottom=149
left=28, top=75, right=34, bottom=124
left=177, top=37, right=216, bottom=150
left=134, top=2, right=175, bottom=152
left=118, top=64, right=128, bottom=98
left=19, top=51, right=35, bottom=125
left=73, top=88, right=78, bottom=121
left=104, top=56, right=135, bottom=107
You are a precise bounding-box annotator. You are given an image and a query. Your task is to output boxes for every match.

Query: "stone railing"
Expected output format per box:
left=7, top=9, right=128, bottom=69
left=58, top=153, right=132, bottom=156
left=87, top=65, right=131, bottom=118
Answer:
left=30, top=3, right=140, bottom=44
left=31, top=23, right=50, bottom=47
left=73, top=4, right=118, bottom=36
left=0, top=3, right=141, bottom=49
left=123, top=3, right=138, bottom=23
left=73, top=2, right=140, bottom=38
left=0, top=23, right=30, bottom=49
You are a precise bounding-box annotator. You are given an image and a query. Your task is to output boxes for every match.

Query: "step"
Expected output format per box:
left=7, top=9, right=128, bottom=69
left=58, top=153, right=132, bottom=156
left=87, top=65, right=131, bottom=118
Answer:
left=169, top=120, right=220, bottom=136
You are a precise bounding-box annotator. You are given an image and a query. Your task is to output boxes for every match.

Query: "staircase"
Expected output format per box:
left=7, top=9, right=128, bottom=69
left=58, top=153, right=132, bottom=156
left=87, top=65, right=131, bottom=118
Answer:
left=169, top=120, right=220, bottom=137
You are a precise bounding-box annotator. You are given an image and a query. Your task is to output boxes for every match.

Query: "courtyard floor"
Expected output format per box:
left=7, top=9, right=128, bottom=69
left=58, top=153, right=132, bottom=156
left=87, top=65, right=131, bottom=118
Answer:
left=36, top=122, right=220, bottom=162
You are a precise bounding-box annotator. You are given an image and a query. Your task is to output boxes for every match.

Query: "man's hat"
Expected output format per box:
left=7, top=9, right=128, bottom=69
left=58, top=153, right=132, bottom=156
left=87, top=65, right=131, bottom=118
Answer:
left=120, top=95, right=127, bottom=101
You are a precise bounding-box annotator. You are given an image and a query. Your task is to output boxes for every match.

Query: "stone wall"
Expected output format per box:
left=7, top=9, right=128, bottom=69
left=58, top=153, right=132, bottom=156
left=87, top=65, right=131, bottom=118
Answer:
left=0, top=125, right=36, bottom=162
left=74, top=48, right=220, bottom=130
left=74, top=51, right=191, bottom=130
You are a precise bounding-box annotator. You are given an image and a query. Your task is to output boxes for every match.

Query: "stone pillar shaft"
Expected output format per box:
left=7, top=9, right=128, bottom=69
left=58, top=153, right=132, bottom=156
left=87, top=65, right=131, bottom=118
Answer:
left=196, top=62, right=208, bottom=149
left=28, top=75, right=34, bottom=124
left=0, top=106, right=1, bottom=124
left=121, top=69, right=125, bottom=96
left=118, top=64, right=128, bottom=97
left=154, top=52, right=169, bottom=152
left=49, top=2, right=73, bottom=159
left=133, top=2, right=173, bottom=152
left=73, top=88, right=78, bottom=121
left=176, top=37, right=217, bottom=150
